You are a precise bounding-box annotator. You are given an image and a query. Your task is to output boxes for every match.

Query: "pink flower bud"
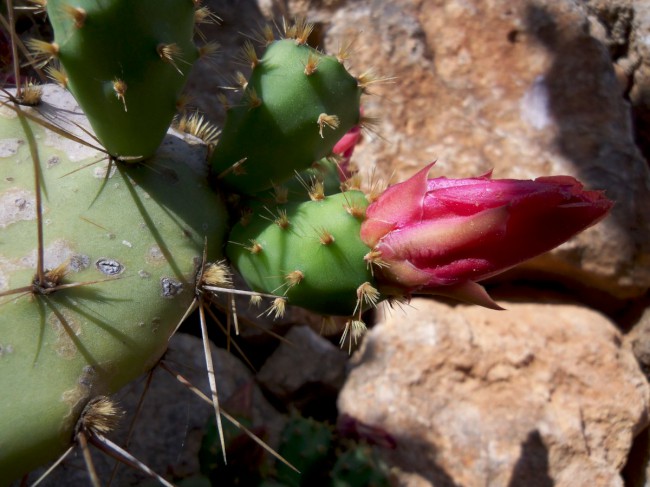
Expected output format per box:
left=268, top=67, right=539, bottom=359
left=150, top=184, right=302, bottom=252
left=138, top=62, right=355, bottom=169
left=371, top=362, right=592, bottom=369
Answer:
left=332, top=109, right=363, bottom=181
left=360, top=164, right=613, bottom=309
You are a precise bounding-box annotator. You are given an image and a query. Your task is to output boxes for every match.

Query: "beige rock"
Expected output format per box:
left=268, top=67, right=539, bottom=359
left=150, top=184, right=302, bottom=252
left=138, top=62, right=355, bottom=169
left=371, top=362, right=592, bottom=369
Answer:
left=338, top=299, right=650, bottom=487
left=257, top=325, right=349, bottom=405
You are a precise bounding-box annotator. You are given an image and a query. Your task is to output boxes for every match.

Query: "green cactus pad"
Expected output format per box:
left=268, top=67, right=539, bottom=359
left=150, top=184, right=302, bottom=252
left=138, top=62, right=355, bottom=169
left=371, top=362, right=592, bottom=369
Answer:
left=45, top=0, right=199, bottom=160
left=211, top=39, right=361, bottom=194
left=0, top=87, right=227, bottom=483
left=227, top=191, right=380, bottom=316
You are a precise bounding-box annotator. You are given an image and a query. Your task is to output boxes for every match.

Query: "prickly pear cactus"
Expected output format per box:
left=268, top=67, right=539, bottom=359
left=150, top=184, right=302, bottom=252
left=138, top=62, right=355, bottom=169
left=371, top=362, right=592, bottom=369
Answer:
left=275, top=413, right=334, bottom=487
left=211, top=34, right=362, bottom=194
left=0, top=86, right=227, bottom=482
left=227, top=190, right=380, bottom=316
left=43, top=0, right=201, bottom=160
left=331, top=444, right=391, bottom=487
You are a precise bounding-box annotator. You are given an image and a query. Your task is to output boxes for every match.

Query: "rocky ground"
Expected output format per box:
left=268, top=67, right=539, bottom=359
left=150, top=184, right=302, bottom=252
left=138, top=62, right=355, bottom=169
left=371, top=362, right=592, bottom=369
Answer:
left=24, top=0, right=650, bottom=486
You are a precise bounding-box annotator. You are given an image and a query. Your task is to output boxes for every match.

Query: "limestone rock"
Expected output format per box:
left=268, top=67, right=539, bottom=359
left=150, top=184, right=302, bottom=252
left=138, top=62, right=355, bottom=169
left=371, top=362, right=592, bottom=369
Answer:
left=338, top=299, right=650, bottom=486
left=257, top=325, right=349, bottom=413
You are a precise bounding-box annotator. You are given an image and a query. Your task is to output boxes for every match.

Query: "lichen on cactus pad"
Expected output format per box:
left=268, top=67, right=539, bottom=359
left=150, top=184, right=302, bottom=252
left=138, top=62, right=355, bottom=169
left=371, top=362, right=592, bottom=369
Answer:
left=227, top=190, right=381, bottom=317
left=211, top=36, right=362, bottom=194
left=0, top=85, right=227, bottom=483
left=44, top=0, right=200, bottom=160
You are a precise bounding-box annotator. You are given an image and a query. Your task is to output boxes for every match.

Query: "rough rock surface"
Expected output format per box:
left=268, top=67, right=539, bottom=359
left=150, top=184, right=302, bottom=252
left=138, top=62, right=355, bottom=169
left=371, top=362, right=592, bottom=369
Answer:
left=338, top=299, right=650, bottom=487
left=257, top=325, right=349, bottom=410
left=30, top=333, right=283, bottom=486
left=195, top=0, right=650, bottom=299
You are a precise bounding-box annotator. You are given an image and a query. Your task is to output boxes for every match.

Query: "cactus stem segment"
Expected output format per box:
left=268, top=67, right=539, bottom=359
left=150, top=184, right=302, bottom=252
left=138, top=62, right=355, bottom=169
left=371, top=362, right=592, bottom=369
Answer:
left=112, top=78, right=128, bottom=112
left=317, top=113, right=340, bottom=138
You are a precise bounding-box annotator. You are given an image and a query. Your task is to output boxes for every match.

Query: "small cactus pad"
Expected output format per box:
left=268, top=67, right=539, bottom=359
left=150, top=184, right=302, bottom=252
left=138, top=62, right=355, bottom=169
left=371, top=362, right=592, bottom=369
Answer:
left=227, top=191, right=380, bottom=316
left=45, top=0, right=199, bottom=159
left=211, top=38, right=362, bottom=194
left=0, top=87, right=227, bottom=481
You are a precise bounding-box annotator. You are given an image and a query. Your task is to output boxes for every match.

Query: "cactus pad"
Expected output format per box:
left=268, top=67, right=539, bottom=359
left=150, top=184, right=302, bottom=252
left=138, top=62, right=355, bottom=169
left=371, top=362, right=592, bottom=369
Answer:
left=211, top=38, right=362, bottom=194
left=0, top=86, right=227, bottom=482
left=45, top=0, right=199, bottom=160
left=227, top=191, right=380, bottom=316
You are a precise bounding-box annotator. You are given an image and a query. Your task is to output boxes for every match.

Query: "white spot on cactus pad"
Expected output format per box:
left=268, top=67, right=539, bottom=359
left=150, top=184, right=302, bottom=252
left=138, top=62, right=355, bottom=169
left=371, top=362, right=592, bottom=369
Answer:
left=47, top=156, right=61, bottom=168
left=146, top=245, right=166, bottom=264
left=161, top=277, right=183, bottom=298
left=48, top=308, right=82, bottom=359
left=122, top=240, right=133, bottom=248
left=138, top=270, right=152, bottom=279
left=69, top=254, right=90, bottom=272
left=0, top=188, right=37, bottom=228
left=17, top=239, right=76, bottom=271
left=0, top=139, right=24, bottom=158
left=95, top=258, right=125, bottom=275
left=93, top=163, right=116, bottom=179
left=0, top=344, right=14, bottom=357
